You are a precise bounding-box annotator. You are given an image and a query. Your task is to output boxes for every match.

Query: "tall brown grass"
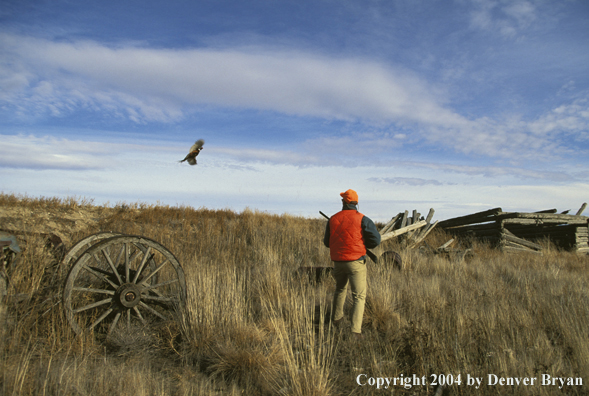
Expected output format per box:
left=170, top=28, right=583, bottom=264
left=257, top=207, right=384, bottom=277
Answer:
left=1, top=193, right=588, bottom=395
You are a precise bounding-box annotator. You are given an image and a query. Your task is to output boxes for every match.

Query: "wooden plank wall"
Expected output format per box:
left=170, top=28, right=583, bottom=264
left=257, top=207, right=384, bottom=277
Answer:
left=438, top=204, right=589, bottom=254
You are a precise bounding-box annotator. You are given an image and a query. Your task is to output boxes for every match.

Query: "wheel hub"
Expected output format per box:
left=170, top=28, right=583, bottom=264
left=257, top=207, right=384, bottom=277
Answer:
left=116, top=283, right=143, bottom=308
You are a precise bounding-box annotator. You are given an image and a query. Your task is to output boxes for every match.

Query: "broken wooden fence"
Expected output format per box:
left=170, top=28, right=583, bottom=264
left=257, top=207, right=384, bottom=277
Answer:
left=314, top=208, right=437, bottom=270
left=378, top=208, right=438, bottom=249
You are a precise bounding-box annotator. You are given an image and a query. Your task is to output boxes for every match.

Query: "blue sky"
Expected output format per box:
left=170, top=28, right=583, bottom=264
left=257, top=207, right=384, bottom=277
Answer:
left=1, top=0, right=589, bottom=221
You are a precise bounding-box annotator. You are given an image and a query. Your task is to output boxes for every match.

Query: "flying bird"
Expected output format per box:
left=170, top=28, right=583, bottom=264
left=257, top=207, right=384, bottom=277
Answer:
left=179, top=139, right=205, bottom=165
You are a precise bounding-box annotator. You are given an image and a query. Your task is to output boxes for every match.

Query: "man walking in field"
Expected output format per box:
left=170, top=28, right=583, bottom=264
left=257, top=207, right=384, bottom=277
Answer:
left=324, top=189, right=381, bottom=338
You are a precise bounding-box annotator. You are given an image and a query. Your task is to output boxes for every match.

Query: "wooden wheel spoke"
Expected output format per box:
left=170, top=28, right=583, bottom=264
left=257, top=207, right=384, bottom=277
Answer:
left=133, top=306, right=146, bottom=324
left=108, top=312, right=122, bottom=336
left=89, top=307, right=114, bottom=330
left=61, top=232, right=121, bottom=271
left=141, top=294, right=177, bottom=303
left=81, top=265, right=118, bottom=289
left=127, top=249, right=141, bottom=267
left=64, top=235, right=186, bottom=337
left=132, top=247, right=153, bottom=284
left=86, top=265, right=114, bottom=277
left=72, top=287, right=115, bottom=295
left=147, top=287, right=163, bottom=297
left=101, top=248, right=123, bottom=285
left=138, top=301, right=167, bottom=320
left=140, top=258, right=170, bottom=284
left=143, top=278, right=179, bottom=291
left=115, top=245, right=125, bottom=268
left=125, top=243, right=130, bottom=283
left=73, top=297, right=112, bottom=313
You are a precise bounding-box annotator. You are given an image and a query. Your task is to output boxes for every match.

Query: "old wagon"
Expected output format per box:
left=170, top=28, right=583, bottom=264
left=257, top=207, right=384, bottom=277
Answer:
left=2, top=230, right=186, bottom=340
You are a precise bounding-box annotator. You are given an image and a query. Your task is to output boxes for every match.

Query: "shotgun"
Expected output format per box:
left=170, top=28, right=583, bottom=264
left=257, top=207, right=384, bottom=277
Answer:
left=319, top=211, right=379, bottom=263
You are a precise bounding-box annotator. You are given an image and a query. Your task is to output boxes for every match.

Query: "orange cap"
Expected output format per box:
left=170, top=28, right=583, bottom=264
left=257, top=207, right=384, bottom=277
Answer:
left=340, top=189, right=359, bottom=204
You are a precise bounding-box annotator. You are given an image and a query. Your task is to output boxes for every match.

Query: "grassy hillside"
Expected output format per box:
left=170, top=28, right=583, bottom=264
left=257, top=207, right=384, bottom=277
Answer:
left=1, top=194, right=588, bottom=395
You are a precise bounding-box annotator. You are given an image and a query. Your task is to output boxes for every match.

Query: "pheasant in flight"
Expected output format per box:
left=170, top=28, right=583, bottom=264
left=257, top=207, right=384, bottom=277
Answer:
left=179, top=139, right=204, bottom=165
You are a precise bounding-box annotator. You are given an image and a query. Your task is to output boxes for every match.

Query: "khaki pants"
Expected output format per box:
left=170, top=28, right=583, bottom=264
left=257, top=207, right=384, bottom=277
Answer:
left=332, top=258, right=367, bottom=334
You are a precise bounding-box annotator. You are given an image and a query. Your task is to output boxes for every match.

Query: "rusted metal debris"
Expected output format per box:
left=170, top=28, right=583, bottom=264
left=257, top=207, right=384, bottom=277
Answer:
left=438, top=203, right=589, bottom=254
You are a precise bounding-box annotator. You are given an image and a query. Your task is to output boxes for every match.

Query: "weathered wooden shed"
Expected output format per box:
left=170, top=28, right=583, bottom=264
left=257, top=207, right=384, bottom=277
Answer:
left=438, top=204, right=589, bottom=254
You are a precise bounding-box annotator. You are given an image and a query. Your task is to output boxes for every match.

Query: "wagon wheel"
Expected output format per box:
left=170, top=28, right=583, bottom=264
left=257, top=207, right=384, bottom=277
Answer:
left=62, top=232, right=122, bottom=269
left=63, top=235, right=186, bottom=338
left=52, top=232, right=123, bottom=286
left=57, top=232, right=158, bottom=284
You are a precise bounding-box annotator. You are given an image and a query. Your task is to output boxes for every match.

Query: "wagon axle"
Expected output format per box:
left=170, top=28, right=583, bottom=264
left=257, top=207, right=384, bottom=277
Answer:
left=117, top=283, right=143, bottom=308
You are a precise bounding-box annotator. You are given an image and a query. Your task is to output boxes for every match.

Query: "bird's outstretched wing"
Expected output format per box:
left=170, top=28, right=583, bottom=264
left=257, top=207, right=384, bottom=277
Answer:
left=179, top=139, right=205, bottom=165
left=188, top=139, right=205, bottom=153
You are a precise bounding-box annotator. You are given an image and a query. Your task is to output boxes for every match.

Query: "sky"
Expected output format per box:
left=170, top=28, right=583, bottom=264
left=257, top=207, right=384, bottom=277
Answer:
left=1, top=0, right=589, bottom=222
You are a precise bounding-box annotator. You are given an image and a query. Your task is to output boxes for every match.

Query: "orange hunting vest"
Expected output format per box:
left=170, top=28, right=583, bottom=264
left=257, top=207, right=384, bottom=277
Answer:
left=329, top=210, right=366, bottom=261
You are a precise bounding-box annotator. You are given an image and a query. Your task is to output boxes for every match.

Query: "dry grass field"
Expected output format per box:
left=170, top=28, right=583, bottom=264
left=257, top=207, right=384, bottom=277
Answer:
left=1, top=193, right=588, bottom=395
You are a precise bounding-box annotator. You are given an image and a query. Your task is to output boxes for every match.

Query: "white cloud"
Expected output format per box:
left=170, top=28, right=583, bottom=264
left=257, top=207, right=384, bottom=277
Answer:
left=211, top=147, right=321, bottom=166
left=0, top=134, right=107, bottom=170
left=405, top=160, right=576, bottom=182
left=0, top=33, right=461, bottom=124
left=528, top=98, right=589, bottom=139
left=369, top=177, right=445, bottom=186
left=3, top=132, right=580, bottom=184
left=468, top=0, right=538, bottom=38
left=0, top=133, right=180, bottom=170
left=1, top=33, right=588, bottom=164
left=502, top=1, right=537, bottom=28
left=1, top=133, right=587, bottom=221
